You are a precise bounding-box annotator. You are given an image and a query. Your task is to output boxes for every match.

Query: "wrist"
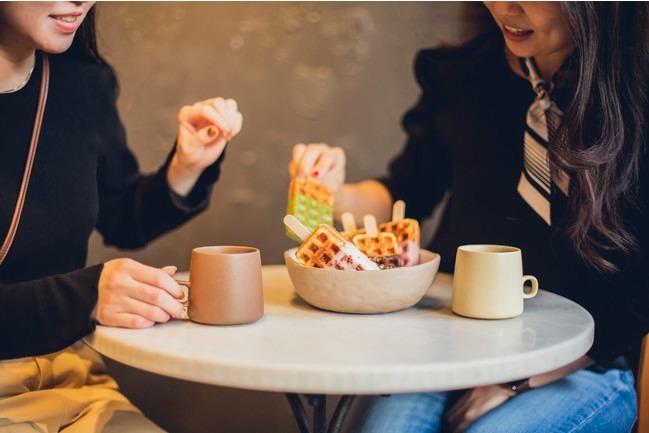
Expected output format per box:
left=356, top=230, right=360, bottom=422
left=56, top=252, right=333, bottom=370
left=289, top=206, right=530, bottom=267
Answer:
left=508, top=378, right=532, bottom=395
left=167, top=153, right=201, bottom=197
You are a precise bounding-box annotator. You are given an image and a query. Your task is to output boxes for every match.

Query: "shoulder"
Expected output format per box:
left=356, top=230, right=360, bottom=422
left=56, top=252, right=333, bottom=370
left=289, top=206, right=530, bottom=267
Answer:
left=48, top=53, right=118, bottom=99
left=413, top=31, right=506, bottom=94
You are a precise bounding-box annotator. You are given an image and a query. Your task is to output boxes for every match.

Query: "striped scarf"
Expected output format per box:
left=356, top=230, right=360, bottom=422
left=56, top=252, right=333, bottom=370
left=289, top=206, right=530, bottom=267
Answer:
left=517, top=57, right=570, bottom=226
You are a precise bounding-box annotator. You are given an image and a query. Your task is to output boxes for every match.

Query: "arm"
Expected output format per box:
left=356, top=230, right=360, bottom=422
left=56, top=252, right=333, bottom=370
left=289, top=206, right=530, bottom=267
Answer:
left=0, top=267, right=102, bottom=359
left=93, top=67, right=242, bottom=249
left=335, top=181, right=393, bottom=223
left=289, top=49, right=452, bottom=225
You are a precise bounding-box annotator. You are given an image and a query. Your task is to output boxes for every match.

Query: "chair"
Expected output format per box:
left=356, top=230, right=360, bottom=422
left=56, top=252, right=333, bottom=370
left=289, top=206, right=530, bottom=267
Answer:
left=638, top=334, right=649, bottom=433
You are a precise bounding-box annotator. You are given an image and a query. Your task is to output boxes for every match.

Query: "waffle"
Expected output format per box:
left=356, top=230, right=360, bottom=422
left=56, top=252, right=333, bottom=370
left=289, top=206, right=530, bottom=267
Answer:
left=352, top=231, right=399, bottom=258
left=286, top=178, right=334, bottom=242
left=379, top=219, right=420, bottom=246
left=295, top=224, right=346, bottom=268
left=288, top=177, right=333, bottom=205
left=341, top=228, right=365, bottom=242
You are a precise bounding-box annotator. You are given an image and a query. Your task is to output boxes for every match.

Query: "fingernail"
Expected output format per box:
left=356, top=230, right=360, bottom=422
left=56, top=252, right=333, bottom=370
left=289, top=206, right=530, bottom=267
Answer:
left=207, top=126, right=218, bottom=138
left=161, top=265, right=177, bottom=272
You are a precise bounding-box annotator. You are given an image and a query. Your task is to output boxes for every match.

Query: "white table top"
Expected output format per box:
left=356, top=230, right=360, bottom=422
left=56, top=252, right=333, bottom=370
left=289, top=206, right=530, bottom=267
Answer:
left=85, top=266, right=594, bottom=395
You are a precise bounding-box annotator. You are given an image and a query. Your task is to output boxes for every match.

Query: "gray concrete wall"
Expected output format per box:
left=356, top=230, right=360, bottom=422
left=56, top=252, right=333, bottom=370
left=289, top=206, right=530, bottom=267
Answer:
left=90, top=2, right=464, bottom=432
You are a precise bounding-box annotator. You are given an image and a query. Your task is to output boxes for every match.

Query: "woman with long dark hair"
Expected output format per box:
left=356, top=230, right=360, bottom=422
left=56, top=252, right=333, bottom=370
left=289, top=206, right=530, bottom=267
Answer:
left=290, top=2, right=648, bottom=432
left=0, top=2, right=241, bottom=431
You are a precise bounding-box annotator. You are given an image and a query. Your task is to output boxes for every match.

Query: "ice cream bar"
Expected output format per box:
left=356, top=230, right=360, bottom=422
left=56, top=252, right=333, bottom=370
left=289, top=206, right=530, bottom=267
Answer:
left=353, top=215, right=399, bottom=258
left=286, top=178, right=334, bottom=242
left=284, top=215, right=379, bottom=271
left=379, top=200, right=420, bottom=266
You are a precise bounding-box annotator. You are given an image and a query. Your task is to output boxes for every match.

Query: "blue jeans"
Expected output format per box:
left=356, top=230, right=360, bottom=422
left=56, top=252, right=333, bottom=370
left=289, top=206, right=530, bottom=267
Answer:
left=352, top=369, right=637, bottom=433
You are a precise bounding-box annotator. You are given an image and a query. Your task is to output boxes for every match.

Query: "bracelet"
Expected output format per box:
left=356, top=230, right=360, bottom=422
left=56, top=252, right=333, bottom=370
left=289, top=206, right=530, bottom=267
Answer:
left=508, top=378, right=531, bottom=394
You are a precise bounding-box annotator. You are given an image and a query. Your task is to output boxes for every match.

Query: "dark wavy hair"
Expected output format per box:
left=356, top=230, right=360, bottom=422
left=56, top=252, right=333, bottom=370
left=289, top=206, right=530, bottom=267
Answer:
left=464, top=2, right=649, bottom=272
left=555, top=2, right=649, bottom=272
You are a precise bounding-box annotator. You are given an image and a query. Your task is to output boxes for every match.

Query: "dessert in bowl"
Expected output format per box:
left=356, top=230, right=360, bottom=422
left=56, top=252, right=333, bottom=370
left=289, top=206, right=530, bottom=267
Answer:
left=284, top=248, right=440, bottom=314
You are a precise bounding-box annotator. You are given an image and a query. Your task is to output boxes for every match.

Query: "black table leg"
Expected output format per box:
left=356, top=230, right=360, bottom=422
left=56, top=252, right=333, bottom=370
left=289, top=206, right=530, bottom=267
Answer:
left=285, top=393, right=357, bottom=433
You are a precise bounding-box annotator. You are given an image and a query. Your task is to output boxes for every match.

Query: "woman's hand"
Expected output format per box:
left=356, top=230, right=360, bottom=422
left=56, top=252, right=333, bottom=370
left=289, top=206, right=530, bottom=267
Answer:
left=289, top=143, right=346, bottom=195
left=168, top=97, right=243, bottom=196
left=95, top=259, right=185, bottom=328
left=444, top=385, right=516, bottom=433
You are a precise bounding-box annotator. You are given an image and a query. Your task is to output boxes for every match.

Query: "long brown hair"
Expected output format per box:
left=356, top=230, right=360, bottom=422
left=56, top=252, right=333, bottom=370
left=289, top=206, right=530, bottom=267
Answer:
left=555, top=2, right=649, bottom=272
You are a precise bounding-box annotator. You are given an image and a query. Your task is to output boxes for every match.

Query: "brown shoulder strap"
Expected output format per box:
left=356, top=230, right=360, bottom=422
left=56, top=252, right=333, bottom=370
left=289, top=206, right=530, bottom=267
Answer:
left=0, top=53, right=50, bottom=266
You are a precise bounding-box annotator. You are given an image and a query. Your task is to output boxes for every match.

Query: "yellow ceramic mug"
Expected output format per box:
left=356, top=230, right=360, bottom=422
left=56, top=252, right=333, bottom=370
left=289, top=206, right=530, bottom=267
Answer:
left=451, top=245, right=538, bottom=319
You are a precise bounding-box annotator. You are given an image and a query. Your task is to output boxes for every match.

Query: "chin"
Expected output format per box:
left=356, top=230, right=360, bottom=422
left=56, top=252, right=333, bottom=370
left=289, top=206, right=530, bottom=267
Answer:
left=39, top=36, right=76, bottom=55
left=504, top=42, right=536, bottom=59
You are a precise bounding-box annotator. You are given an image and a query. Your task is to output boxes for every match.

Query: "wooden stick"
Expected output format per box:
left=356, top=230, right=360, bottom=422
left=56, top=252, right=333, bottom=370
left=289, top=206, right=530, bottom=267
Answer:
left=363, top=215, right=379, bottom=237
left=392, top=200, right=406, bottom=222
left=341, top=212, right=357, bottom=234
left=284, top=215, right=312, bottom=242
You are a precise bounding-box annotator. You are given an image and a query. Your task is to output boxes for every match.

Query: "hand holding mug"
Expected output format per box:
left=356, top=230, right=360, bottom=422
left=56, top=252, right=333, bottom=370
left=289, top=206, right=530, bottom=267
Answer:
left=96, top=259, right=184, bottom=328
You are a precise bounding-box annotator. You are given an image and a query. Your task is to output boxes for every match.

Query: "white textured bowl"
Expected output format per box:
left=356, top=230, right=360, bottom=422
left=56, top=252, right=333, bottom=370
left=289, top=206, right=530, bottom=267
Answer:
left=284, top=248, right=441, bottom=314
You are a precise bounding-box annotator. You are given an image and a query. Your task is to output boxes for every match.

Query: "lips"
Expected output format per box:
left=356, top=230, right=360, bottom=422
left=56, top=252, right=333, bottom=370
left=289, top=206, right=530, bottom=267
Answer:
left=502, top=23, right=534, bottom=43
left=49, top=13, right=82, bottom=33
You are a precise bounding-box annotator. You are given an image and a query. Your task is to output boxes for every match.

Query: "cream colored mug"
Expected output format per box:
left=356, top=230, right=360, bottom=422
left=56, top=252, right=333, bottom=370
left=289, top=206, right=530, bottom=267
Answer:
left=176, top=246, right=264, bottom=325
left=451, top=245, right=538, bottom=319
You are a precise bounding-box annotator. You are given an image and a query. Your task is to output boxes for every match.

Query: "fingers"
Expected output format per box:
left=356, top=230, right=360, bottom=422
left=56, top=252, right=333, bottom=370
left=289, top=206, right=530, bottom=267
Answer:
left=97, top=259, right=186, bottom=328
left=182, top=125, right=219, bottom=154
left=131, top=262, right=184, bottom=300
left=113, top=312, right=155, bottom=329
left=178, top=97, right=242, bottom=142
left=161, top=265, right=178, bottom=276
left=291, top=143, right=338, bottom=178
left=290, top=144, right=306, bottom=178
left=130, top=280, right=184, bottom=320
left=311, top=146, right=345, bottom=181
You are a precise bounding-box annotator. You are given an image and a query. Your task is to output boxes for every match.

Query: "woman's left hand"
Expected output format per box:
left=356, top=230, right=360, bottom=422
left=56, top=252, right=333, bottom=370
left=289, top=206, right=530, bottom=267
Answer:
left=167, top=97, right=243, bottom=196
left=444, top=385, right=515, bottom=433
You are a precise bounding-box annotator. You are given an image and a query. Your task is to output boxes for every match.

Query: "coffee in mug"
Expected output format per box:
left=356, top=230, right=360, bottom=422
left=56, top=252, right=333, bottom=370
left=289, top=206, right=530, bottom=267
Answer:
left=451, top=244, right=538, bottom=319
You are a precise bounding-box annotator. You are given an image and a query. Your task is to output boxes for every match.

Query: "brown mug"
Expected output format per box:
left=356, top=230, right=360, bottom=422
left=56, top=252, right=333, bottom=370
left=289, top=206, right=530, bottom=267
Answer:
left=176, top=246, right=264, bottom=325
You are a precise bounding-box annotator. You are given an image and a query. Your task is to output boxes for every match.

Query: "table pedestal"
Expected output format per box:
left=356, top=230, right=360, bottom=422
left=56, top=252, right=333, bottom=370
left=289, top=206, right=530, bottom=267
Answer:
left=286, top=394, right=356, bottom=433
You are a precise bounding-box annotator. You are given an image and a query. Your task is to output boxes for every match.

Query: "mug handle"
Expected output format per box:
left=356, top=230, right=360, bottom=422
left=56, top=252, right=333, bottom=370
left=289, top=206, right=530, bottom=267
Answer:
left=174, top=278, right=191, bottom=320
left=522, top=275, right=538, bottom=299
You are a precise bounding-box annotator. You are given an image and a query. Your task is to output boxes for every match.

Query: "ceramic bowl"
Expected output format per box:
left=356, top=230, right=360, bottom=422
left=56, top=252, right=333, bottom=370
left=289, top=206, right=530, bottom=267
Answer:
left=284, top=248, right=441, bottom=314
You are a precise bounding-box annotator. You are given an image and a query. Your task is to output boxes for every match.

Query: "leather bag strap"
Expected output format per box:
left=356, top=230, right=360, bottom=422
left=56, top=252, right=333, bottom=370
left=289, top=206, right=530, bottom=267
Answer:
left=0, top=53, right=50, bottom=266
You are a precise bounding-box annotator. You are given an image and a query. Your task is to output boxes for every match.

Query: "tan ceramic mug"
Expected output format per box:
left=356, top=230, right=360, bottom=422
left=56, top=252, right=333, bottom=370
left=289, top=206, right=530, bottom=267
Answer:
left=451, top=245, right=538, bottom=319
left=176, top=246, right=264, bottom=325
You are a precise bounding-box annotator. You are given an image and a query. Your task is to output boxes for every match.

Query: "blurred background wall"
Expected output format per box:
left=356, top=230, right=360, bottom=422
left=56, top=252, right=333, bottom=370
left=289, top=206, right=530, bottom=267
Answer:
left=90, top=2, right=466, bottom=432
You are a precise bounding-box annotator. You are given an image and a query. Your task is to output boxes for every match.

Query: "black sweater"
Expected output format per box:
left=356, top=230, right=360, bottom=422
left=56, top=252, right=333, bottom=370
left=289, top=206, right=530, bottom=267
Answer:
left=0, top=53, right=223, bottom=360
left=380, top=35, right=649, bottom=371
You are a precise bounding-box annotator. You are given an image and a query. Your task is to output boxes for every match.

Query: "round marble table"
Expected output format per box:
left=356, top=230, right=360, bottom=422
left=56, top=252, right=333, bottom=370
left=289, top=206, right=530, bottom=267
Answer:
left=85, top=266, right=594, bottom=432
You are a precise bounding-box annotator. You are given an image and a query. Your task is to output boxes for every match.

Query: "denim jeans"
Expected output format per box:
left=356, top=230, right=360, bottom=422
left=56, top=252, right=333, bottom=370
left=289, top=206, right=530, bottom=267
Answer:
left=352, top=369, right=637, bottom=433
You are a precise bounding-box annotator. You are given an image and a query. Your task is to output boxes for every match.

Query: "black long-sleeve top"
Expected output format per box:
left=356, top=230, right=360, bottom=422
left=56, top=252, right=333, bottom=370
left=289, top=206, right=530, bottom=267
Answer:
left=0, top=53, right=223, bottom=360
left=379, top=34, right=649, bottom=371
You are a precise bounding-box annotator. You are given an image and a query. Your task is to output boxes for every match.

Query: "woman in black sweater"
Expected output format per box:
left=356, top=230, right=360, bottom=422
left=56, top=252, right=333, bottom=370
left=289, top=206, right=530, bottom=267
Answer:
left=291, top=2, right=648, bottom=432
left=0, top=2, right=241, bottom=431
